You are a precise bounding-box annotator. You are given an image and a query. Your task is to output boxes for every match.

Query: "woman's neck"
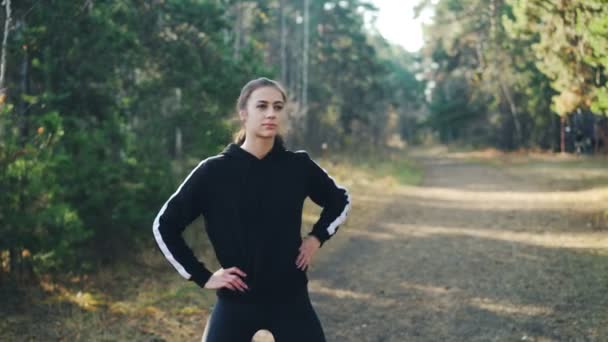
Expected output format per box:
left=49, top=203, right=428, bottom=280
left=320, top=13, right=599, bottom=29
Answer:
left=240, top=136, right=275, bottom=160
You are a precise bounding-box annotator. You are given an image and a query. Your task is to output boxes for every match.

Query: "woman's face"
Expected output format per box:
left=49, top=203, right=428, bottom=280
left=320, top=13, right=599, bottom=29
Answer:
left=240, top=86, right=285, bottom=140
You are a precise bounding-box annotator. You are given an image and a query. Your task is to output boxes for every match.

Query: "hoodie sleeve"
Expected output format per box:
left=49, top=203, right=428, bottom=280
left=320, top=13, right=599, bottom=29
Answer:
left=300, top=152, right=351, bottom=247
left=152, top=158, right=214, bottom=288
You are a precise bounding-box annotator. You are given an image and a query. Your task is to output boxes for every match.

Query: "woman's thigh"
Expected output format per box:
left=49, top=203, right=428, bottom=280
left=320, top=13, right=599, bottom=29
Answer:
left=268, top=292, right=326, bottom=342
left=201, top=299, right=265, bottom=342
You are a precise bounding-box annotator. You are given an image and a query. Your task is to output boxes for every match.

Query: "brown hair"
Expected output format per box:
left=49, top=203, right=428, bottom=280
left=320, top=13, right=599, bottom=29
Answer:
left=233, top=77, right=287, bottom=145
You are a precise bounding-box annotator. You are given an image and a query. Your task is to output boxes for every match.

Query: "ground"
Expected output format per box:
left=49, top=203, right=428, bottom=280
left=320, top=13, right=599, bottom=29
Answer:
left=302, top=148, right=608, bottom=342
left=3, top=147, right=608, bottom=341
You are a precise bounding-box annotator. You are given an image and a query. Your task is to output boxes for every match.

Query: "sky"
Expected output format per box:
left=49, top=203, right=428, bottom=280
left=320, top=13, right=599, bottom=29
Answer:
left=368, top=0, right=434, bottom=52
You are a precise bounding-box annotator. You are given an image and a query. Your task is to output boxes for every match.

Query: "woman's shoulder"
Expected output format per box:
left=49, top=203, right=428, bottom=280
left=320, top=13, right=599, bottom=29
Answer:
left=287, top=148, right=311, bottom=158
left=198, top=152, right=225, bottom=166
left=186, top=153, right=227, bottom=178
left=285, top=149, right=323, bottom=175
left=285, top=148, right=313, bottom=163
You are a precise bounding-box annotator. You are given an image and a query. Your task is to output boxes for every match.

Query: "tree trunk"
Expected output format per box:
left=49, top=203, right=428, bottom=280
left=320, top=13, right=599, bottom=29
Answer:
left=280, top=0, right=287, bottom=84
left=175, top=126, right=182, bottom=160
left=0, top=0, right=11, bottom=142
left=0, top=0, right=11, bottom=94
left=560, top=115, right=566, bottom=153
left=302, top=0, right=309, bottom=116
left=303, top=0, right=313, bottom=147
left=17, top=18, right=30, bottom=146
left=499, top=78, right=522, bottom=148
left=9, top=248, right=16, bottom=275
left=233, top=0, right=243, bottom=60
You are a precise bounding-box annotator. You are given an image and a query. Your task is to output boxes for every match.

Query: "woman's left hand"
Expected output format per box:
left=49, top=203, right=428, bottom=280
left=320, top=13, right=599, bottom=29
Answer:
left=296, top=235, right=321, bottom=271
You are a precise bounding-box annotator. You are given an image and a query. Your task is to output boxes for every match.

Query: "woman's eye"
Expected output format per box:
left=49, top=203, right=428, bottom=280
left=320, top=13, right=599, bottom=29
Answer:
left=257, top=105, right=267, bottom=109
left=274, top=106, right=283, bottom=111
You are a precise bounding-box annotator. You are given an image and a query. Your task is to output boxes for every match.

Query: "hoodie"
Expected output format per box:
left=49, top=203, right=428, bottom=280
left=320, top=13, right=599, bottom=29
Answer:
left=152, top=138, right=351, bottom=302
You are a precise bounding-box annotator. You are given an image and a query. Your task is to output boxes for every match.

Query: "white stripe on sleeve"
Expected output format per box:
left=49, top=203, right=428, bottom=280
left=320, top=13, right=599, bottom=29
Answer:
left=152, top=157, right=212, bottom=279
left=310, top=158, right=352, bottom=236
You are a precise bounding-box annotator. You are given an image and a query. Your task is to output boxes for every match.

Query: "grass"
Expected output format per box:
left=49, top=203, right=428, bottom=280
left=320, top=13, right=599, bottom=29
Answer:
left=322, top=148, right=423, bottom=187
left=1, top=149, right=421, bottom=342
left=354, top=157, right=422, bottom=186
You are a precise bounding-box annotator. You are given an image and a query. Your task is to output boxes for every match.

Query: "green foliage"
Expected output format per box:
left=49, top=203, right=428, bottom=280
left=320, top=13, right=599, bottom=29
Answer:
left=581, top=5, right=608, bottom=115
left=427, top=74, right=485, bottom=144
left=1, top=0, right=261, bottom=273
left=420, top=0, right=608, bottom=149
left=0, top=105, right=90, bottom=271
left=421, top=0, right=511, bottom=147
left=504, top=0, right=608, bottom=117
left=2, top=0, right=425, bottom=275
left=243, top=0, right=425, bottom=150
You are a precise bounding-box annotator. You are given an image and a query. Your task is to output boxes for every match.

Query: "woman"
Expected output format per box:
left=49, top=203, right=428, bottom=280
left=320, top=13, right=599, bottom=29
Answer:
left=152, top=77, right=351, bottom=341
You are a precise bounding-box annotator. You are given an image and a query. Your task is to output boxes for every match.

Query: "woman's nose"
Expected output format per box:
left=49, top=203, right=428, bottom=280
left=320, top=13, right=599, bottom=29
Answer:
left=266, top=109, right=277, bottom=118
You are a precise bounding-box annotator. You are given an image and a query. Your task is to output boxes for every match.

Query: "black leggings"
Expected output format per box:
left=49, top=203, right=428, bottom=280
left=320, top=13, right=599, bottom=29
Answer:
left=201, top=289, right=326, bottom=342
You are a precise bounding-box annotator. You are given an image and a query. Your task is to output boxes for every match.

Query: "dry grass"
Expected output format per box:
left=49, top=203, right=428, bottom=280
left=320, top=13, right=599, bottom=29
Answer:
left=1, top=153, right=419, bottom=342
left=5, top=147, right=606, bottom=341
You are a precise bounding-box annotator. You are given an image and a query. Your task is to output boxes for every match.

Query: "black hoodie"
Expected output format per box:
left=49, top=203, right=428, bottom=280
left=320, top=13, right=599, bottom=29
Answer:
left=152, top=138, right=351, bottom=302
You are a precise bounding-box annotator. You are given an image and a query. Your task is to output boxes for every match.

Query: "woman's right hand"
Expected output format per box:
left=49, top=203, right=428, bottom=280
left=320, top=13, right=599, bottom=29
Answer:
left=204, top=267, right=249, bottom=292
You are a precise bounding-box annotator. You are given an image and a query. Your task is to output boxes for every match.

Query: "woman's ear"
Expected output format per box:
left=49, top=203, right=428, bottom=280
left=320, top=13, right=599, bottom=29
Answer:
left=239, top=110, right=247, bottom=122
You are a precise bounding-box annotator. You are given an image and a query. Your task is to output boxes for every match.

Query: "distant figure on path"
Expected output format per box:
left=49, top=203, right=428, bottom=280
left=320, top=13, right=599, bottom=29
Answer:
left=152, top=77, right=351, bottom=342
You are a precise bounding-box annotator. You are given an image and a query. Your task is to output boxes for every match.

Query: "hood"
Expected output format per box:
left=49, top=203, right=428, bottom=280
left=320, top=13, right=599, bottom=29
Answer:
left=221, top=137, right=287, bottom=163
left=220, top=137, right=288, bottom=269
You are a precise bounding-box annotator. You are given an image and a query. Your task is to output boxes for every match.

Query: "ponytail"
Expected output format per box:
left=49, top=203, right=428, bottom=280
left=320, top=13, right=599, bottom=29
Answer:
left=234, top=128, right=246, bottom=145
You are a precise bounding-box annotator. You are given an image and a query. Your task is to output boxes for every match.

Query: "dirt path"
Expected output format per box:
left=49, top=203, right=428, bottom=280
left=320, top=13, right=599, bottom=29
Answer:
left=306, top=152, right=608, bottom=342
left=3, top=151, right=607, bottom=341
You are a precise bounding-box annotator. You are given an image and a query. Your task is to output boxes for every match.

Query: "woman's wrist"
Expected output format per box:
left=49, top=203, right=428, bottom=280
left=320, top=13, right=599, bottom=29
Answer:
left=307, top=232, right=324, bottom=247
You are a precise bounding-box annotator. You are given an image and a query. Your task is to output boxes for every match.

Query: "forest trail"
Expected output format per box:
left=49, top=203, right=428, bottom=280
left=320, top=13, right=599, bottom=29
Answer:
left=292, top=149, right=608, bottom=342
left=5, top=149, right=606, bottom=342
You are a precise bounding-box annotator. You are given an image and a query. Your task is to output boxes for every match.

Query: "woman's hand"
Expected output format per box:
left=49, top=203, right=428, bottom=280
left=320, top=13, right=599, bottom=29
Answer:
left=296, top=235, right=321, bottom=271
left=204, top=267, right=249, bottom=292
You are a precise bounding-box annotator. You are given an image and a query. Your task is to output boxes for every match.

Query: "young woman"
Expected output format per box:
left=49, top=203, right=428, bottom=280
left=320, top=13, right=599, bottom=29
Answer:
left=152, top=77, right=351, bottom=341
